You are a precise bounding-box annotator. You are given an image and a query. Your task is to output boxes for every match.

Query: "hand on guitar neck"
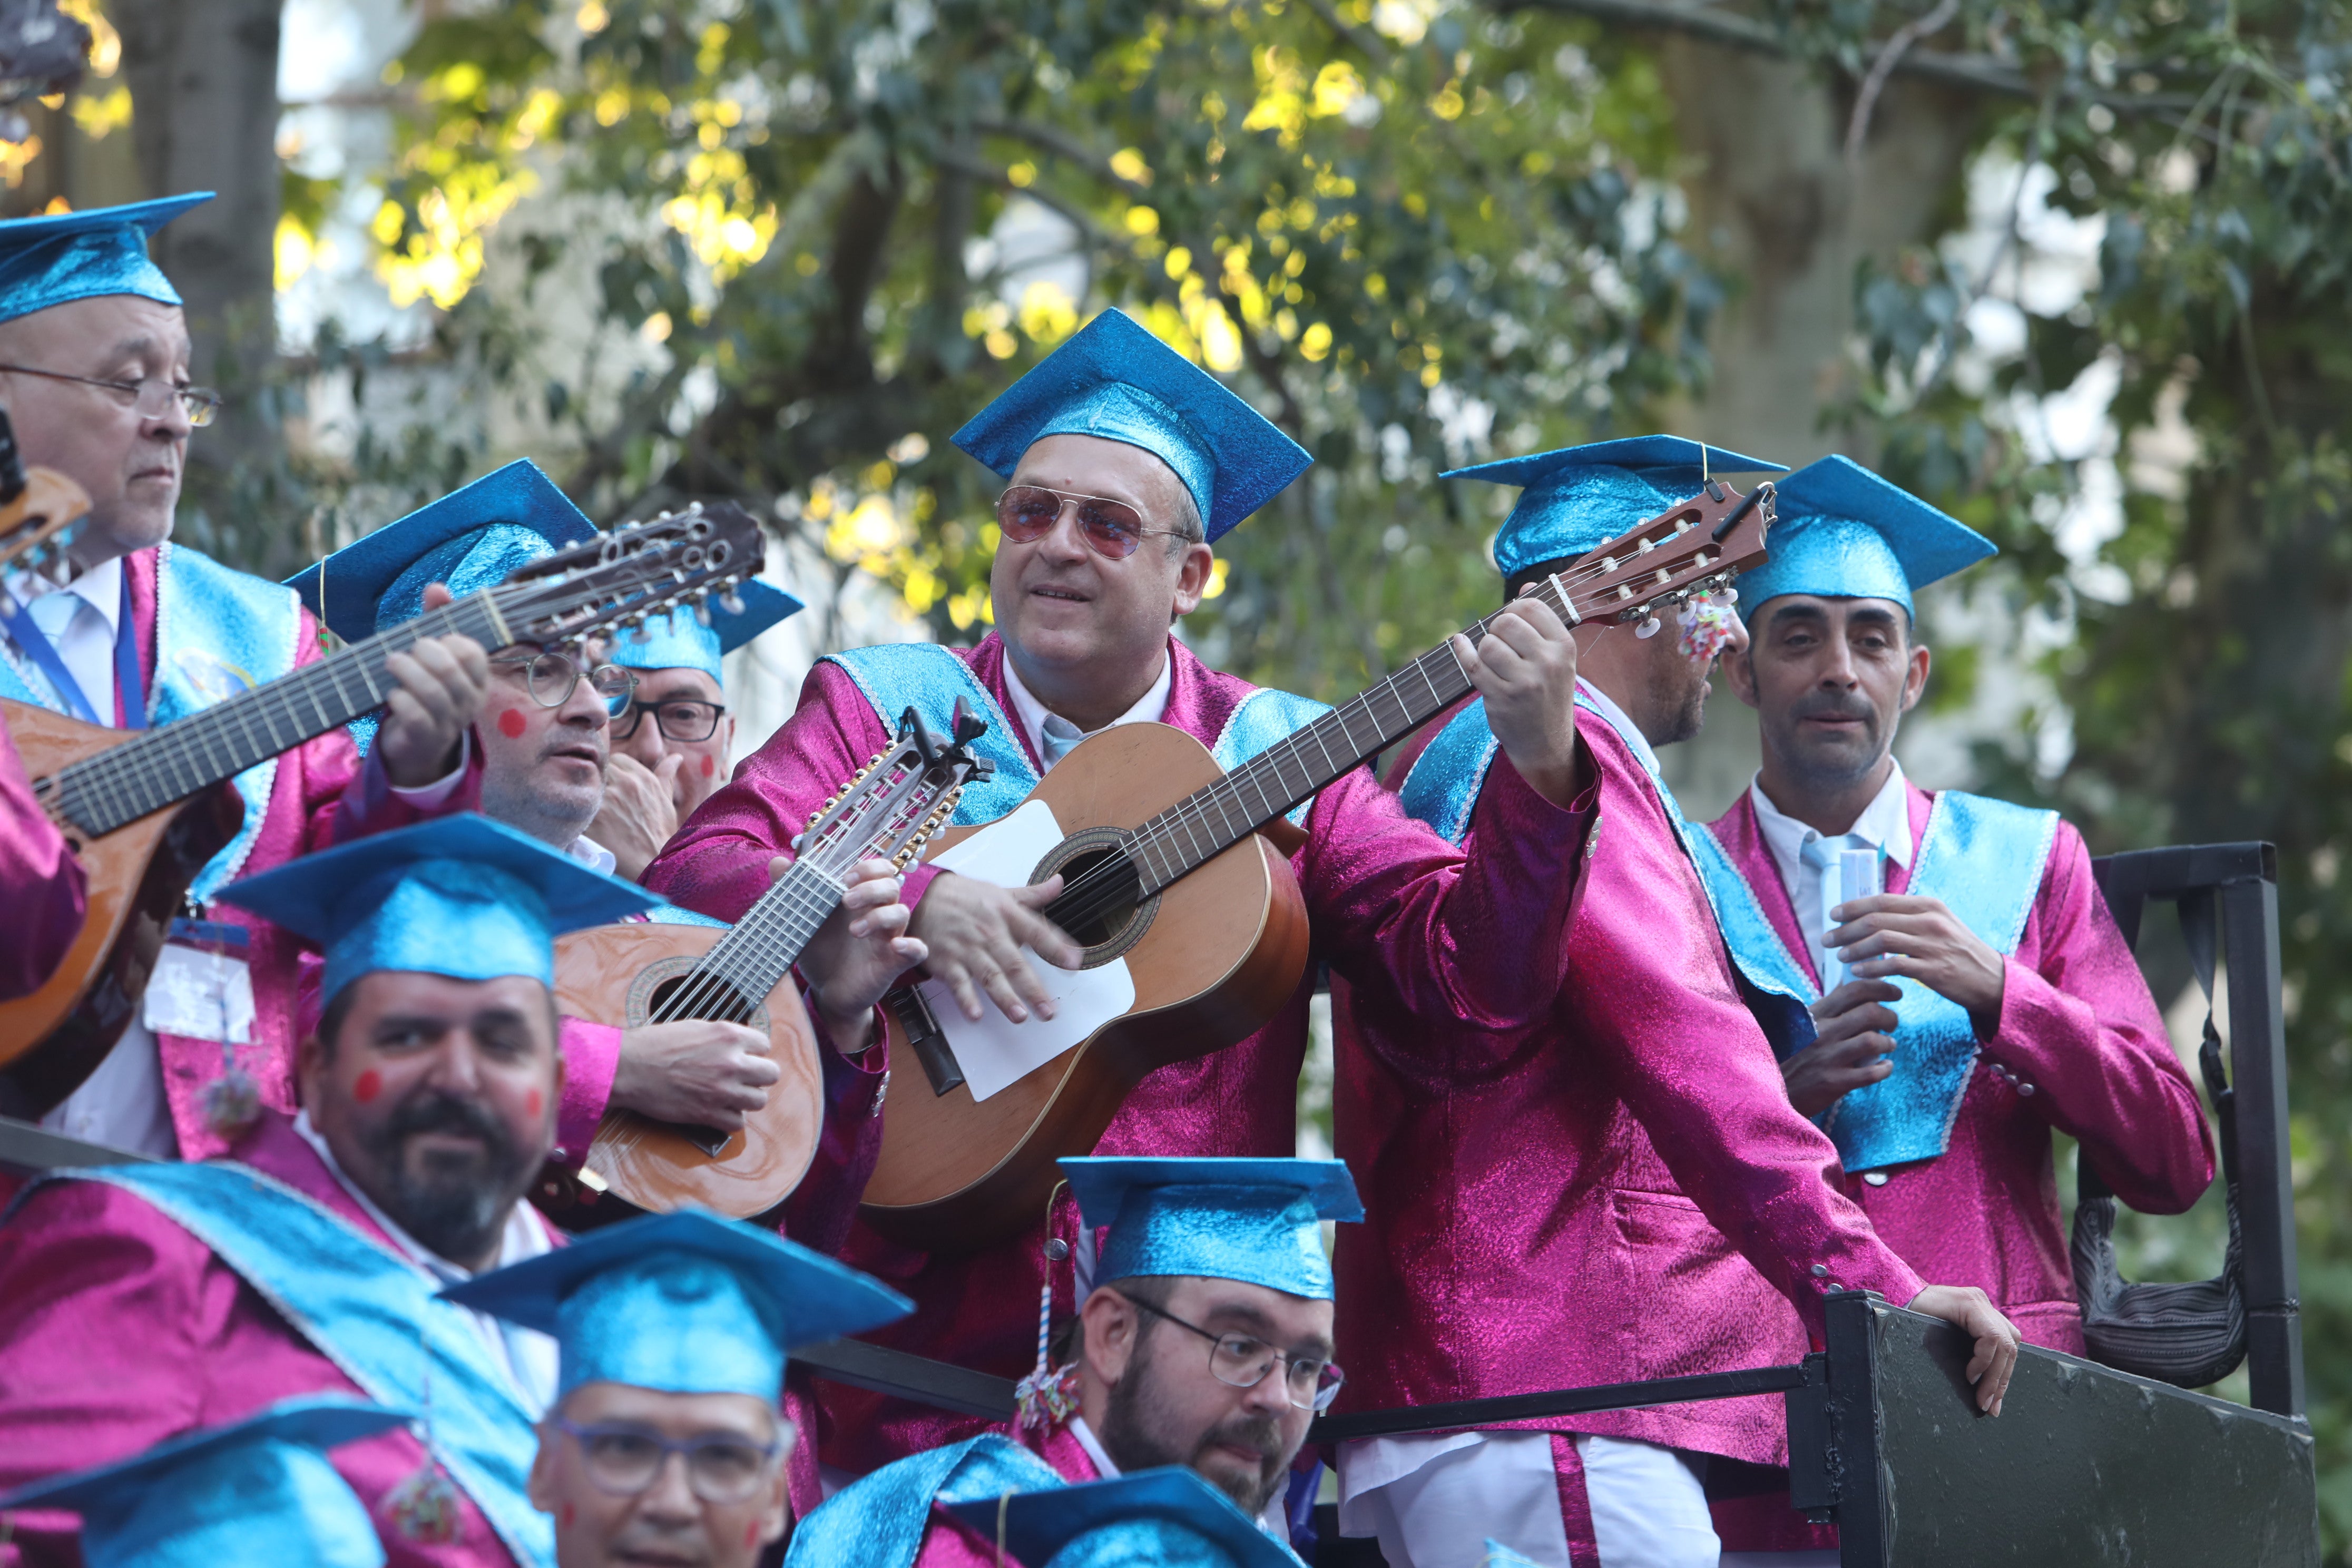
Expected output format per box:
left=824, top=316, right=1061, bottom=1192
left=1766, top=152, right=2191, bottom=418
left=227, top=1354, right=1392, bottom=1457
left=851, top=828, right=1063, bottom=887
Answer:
left=1448, top=594, right=1586, bottom=808
left=375, top=582, right=492, bottom=788
left=796, top=854, right=930, bottom=1050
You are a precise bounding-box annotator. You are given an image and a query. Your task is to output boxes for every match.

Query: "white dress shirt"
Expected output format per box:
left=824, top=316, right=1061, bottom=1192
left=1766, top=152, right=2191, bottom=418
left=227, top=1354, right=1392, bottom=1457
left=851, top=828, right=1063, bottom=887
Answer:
left=292, top=1109, right=561, bottom=1414
left=7, top=554, right=127, bottom=724
left=999, top=652, right=1173, bottom=772
left=1747, top=760, right=1916, bottom=989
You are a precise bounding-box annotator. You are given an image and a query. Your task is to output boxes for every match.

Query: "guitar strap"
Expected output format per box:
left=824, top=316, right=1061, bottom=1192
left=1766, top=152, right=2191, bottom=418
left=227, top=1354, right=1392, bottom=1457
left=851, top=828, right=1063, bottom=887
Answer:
left=37, top=1159, right=554, bottom=1568
left=783, top=1432, right=1065, bottom=1568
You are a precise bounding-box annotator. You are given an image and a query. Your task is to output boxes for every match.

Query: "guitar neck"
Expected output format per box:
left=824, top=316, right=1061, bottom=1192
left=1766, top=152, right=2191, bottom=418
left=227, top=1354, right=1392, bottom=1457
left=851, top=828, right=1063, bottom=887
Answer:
left=1126, top=574, right=1582, bottom=896
left=676, top=859, right=851, bottom=1014
left=45, top=591, right=516, bottom=837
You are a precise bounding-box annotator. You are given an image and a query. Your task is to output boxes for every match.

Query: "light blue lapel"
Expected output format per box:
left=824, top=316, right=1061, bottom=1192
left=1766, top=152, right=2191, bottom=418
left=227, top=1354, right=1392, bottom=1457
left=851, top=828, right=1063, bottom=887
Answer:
left=820, top=645, right=1039, bottom=825
left=784, top=1433, right=1063, bottom=1568
left=1210, top=686, right=1331, bottom=829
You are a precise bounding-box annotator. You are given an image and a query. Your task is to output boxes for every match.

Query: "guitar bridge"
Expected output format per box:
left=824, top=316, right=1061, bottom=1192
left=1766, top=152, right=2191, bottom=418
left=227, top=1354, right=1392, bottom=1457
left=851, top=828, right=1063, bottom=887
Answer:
left=891, top=987, right=966, bottom=1097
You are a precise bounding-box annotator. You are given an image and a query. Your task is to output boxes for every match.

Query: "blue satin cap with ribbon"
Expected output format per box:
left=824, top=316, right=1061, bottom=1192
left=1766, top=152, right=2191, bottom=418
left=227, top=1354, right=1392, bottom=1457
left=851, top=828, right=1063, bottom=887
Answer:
left=0, top=1395, right=409, bottom=1568
left=609, top=576, right=803, bottom=683
left=212, top=814, right=658, bottom=1005
left=0, top=193, right=212, bottom=326
left=1061, top=1157, right=1361, bottom=1302
left=942, top=1469, right=1292, bottom=1568
left=441, top=1209, right=912, bottom=1400
left=951, top=308, right=1309, bottom=543
left=282, top=459, right=599, bottom=645
left=1443, top=435, right=1787, bottom=580
left=1732, top=454, right=1995, bottom=620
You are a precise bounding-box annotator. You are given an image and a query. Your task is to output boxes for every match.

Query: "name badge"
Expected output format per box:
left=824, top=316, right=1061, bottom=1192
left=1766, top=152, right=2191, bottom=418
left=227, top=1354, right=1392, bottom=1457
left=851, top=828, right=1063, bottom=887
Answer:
left=143, top=918, right=256, bottom=1043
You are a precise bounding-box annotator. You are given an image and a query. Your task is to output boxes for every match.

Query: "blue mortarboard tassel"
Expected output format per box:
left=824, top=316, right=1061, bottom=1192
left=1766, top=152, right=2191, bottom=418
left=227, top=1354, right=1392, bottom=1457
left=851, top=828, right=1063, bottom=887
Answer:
left=1059, top=1157, right=1361, bottom=1302
left=941, top=1470, right=1294, bottom=1568
left=0, top=1395, right=409, bottom=1568
left=951, top=308, right=1310, bottom=543
left=0, top=194, right=212, bottom=326
left=211, top=815, right=660, bottom=1006
left=609, top=576, right=804, bottom=683
left=1730, top=454, right=1995, bottom=620
left=1443, top=435, right=1787, bottom=580
left=441, top=1209, right=912, bottom=1402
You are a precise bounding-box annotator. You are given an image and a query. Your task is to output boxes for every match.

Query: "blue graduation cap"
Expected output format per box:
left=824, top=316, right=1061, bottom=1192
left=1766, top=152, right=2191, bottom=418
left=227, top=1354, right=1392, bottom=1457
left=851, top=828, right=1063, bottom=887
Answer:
left=942, top=1469, right=1292, bottom=1568
left=441, top=1209, right=912, bottom=1401
left=0, top=194, right=212, bottom=326
left=0, top=1395, right=409, bottom=1568
left=950, top=308, right=1310, bottom=543
left=211, top=814, right=659, bottom=1006
left=1732, top=454, right=1995, bottom=620
left=1443, top=435, right=1787, bottom=580
left=283, top=459, right=599, bottom=645
left=1061, top=1157, right=1361, bottom=1302
left=609, top=576, right=803, bottom=684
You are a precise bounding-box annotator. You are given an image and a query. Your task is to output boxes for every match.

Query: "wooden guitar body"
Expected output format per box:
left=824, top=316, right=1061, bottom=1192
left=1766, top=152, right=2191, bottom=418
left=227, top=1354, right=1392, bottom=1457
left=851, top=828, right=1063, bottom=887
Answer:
left=548, top=921, right=826, bottom=1222
left=859, top=722, right=1311, bottom=1253
left=0, top=697, right=241, bottom=1116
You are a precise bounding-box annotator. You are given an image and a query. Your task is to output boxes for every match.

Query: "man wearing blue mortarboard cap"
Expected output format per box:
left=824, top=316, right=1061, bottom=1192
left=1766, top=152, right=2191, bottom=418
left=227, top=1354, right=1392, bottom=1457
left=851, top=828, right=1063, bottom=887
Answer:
left=441, top=1209, right=910, bottom=1568
left=591, top=579, right=801, bottom=879
left=938, top=1468, right=1298, bottom=1568
left=0, top=814, right=678, bottom=1568
left=1352, top=439, right=2020, bottom=1568
left=788, top=1157, right=1357, bottom=1568
left=0, top=196, right=493, bottom=1164
left=1697, top=454, right=2212, bottom=1363
left=644, top=306, right=1595, bottom=1483
left=286, top=479, right=919, bottom=1253
left=0, top=1395, right=411, bottom=1568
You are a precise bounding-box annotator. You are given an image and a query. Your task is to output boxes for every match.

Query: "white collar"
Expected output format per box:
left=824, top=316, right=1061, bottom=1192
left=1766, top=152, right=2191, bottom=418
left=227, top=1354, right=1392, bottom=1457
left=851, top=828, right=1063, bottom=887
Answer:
left=567, top=835, right=619, bottom=876
left=1574, top=677, right=1660, bottom=777
left=1748, top=758, right=1915, bottom=870
left=6, top=553, right=123, bottom=633
left=999, top=647, right=1173, bottom=764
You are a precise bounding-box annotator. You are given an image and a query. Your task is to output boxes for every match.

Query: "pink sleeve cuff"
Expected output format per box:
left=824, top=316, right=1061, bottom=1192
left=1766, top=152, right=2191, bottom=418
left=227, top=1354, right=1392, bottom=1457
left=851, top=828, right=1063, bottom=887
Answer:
left=555, top=1016, right=623, bottom=1167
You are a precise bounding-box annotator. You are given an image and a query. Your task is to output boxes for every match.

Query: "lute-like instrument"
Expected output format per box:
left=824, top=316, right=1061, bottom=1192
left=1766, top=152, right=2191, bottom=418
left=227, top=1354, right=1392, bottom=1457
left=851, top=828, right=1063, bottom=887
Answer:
left=0, top=502, right=766, bottom=1116
left=0, top=408, right=90, bottom=579
left=860, top=478, right=1777, bottom=1250
left=540, top=703, right=995, bottom=1227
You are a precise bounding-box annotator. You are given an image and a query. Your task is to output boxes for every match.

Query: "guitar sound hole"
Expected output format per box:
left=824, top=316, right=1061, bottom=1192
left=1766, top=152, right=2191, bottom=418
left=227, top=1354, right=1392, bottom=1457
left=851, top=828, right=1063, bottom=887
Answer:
left=1037, top=835, right=1158, bottom=966
left=648, top=971, right=756, bottom=1027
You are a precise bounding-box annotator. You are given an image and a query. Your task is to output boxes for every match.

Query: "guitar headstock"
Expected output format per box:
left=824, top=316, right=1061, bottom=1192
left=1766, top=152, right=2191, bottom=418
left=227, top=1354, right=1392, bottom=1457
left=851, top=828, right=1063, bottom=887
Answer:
left=1527, top=478, right=1777, bottom=634
left=493, top=500, right=766, bottom=650
left=0, top=405, right=90, bottom=584
left=801, top=700, right=997, bottom=877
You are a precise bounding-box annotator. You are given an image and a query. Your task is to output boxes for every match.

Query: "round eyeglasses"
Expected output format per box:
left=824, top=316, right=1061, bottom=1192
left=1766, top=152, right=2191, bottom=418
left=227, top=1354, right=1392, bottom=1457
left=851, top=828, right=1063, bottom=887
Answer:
left=492, top=651, right=638, bottom=717
left=0, top=364, right=223, bottom=427
left=995, top=485, right=1190, bottom=561
left=553, top=1417, right=781, bottom=1505
left=613, top=695, right=728, bottom=743
left=1124, top=1295, right=1347, bottom=1412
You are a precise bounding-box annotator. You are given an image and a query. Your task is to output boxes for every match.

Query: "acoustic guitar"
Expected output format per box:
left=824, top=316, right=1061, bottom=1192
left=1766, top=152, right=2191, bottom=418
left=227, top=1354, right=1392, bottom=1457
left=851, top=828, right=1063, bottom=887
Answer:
left=859, top=478, right=1778, bottom=1251
left=540, top=702, right=996, bottom=1227
left=0, top=502, right=766, bottom=1119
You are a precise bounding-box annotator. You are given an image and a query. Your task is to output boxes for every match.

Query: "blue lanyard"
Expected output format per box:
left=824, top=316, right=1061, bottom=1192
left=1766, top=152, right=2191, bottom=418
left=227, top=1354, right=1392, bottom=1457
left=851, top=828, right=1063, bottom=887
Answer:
left=0, top=569, right=146, bottom=729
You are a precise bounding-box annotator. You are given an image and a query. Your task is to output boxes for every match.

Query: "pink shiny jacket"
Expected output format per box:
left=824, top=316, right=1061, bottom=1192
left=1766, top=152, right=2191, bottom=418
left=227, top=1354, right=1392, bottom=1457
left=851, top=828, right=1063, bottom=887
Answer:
left=0, top=708, right=82, bottom=1001
left=645, top=632, right=1593, bottom=1477
left=1332, top=702, right=1926, bottom=1467
left=1701, top=783, right=2215, bottom=1351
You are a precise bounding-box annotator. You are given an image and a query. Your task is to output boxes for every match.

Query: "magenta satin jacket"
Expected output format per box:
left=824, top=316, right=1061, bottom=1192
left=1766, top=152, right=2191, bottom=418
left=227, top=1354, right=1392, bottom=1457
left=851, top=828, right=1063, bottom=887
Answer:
left=644, top=632, right=1594, bottom=1478
left=1701, top=783, right=2215, bottom=1351
left=0, top=708, right=83, bottom=1001
left=1332, top=704, right=1926, bottom=1467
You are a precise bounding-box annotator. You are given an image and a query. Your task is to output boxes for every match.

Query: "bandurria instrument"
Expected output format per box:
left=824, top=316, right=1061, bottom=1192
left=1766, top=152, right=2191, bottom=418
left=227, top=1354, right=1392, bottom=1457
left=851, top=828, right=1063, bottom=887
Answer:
left=544, top=703, right=994, bottom=1224
left=0, top=408, right=89, bottom=579
left=0, top=502, right=766, bottom=1116
left=860, top=477, right=1778, bottom=1250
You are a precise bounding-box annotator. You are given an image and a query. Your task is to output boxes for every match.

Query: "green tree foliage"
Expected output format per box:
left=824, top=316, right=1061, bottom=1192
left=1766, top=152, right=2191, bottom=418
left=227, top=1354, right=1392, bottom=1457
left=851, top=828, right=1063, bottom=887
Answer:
left=368, top=0, right=1714, bottom=694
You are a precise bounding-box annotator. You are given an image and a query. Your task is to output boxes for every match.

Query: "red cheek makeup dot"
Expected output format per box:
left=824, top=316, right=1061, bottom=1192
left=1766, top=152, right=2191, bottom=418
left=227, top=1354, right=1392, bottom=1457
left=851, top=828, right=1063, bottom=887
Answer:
left=744, top=1519, right=761, bottom=1549
left=560, top=1503, right=575, bottom=1529
left=700, top=754, right=717, bottom=778
left=353, top=1070, right=383, bottom=1103
left=525, top=1087, right=543, bottom=1118
left=496, top=708, right=528, bottom=739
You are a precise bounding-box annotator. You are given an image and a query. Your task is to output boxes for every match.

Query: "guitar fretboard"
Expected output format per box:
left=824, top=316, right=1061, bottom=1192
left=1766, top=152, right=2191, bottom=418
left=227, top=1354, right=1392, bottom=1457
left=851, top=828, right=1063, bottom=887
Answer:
left=45, top=594, right=514, bottom=837
left=660, top=859, right=851, bottom=1021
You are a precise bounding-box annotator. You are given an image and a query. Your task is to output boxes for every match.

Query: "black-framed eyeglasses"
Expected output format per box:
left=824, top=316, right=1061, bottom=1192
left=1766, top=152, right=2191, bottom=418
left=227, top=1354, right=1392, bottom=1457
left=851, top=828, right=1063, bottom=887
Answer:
left=491, top=651, right=637, bottom=716
left=0, top=364, right=222, bottom=427
left=552, top=1416, right=782, bottom=1504
left=1123, top=1295, right=1346, bottom=1412
left=613, top=694, right=729, bottom=743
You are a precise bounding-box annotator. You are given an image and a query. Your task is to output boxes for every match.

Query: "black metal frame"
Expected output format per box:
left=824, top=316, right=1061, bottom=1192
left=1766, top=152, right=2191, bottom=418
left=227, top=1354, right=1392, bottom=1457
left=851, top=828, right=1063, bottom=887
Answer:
left=2089, top=842, right=2302, bottom=1418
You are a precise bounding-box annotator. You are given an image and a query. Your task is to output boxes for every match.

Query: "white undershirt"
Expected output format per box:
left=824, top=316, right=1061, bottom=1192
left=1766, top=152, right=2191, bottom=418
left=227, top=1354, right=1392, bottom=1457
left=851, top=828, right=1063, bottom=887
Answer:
left=999, top=651, right=1172, bottom=772
left=292, top=1108, right=561, bottom=1414
left=1748, top=761, right=1916, bottom=988
left=566, top=834, right=619, bottom=875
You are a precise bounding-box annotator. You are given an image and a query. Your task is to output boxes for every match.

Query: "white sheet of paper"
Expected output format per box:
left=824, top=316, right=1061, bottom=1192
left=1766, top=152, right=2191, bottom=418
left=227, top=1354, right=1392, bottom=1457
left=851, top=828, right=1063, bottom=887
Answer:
left=142, top=945, right=256, bottom=1043
left=920, top=799, right=1135, bottom=1103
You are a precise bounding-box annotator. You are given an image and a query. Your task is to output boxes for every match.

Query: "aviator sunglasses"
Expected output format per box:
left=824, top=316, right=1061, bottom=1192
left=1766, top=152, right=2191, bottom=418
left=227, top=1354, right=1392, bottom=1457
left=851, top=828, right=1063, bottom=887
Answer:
left=994, top=485, right=1191, bottom=561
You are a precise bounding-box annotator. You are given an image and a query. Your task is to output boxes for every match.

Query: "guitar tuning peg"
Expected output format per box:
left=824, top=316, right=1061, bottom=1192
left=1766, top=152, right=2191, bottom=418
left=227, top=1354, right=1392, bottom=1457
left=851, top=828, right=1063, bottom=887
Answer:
left=1722, top=586, right=1738, bottom=604
left=695, top=603, right=714, bottom=628
left=719, top=591, right=746, bottom=616
left=1634, top=614, right=1661, bottom=639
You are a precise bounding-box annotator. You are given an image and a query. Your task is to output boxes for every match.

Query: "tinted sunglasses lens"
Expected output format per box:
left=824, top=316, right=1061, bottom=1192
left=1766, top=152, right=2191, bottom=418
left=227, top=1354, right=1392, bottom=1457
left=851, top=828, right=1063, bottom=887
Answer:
left=997, top=487, right=1063, bottom=540
left=1074, top=498, right=1145, bottom=558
